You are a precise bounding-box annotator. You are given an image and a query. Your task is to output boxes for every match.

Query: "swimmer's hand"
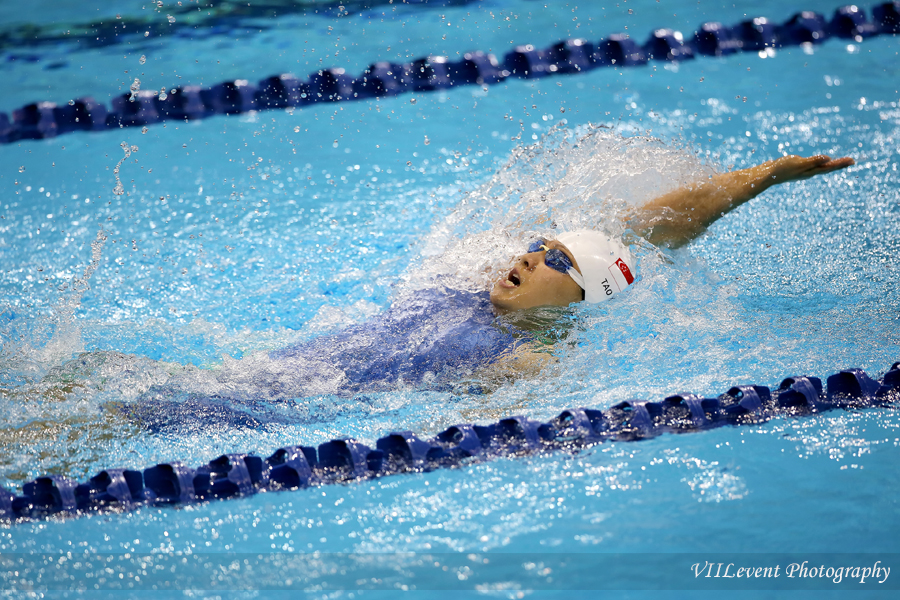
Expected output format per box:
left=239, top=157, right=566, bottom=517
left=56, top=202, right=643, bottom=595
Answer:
left=461, top=344, right=555, bottom=394
left=769, top=154, right=855, bottom=184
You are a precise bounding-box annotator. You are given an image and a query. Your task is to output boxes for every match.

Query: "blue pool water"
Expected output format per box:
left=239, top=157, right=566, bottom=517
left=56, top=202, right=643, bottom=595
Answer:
left=1, top=0, right=899, bottom=597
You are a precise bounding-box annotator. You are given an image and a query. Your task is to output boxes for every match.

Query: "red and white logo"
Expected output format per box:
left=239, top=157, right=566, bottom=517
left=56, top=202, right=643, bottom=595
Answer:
left=614, top=258, right=634, bottom=285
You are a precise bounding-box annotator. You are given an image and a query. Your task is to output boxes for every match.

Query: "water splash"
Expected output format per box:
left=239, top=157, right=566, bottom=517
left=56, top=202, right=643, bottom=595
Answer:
left=155, top=350, right=348, bottom=403
left=36, top=229, right=108, bottom=368
left=112, top=141, right=138, bottom=196
left=128, top=78, right=141, bottom=101
left=408, top=123, right=716, bottom=293
left=0, top=225, right=109, bottom=404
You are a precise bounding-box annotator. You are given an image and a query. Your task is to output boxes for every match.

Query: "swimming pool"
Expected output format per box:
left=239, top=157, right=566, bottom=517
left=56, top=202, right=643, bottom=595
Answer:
left=1, top=0, right=899, bottom=596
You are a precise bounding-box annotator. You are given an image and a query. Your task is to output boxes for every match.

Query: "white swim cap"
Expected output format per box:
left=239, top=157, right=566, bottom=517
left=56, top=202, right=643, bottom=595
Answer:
left=555, top=230, right=636, bottom=303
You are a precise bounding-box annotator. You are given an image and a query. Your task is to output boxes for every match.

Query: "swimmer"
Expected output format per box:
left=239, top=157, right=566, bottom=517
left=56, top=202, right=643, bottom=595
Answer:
left=124, top=153, right=856, bottom=429
left=433, top=152, right=854, bottom=391
left=21, top=153, right=855, bottom=434
left=489, top=153, right=855, bottom=312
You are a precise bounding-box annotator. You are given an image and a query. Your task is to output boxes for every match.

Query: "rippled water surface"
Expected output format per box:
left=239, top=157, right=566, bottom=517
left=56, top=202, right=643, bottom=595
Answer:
left=1, top=0, right=899, bottom=596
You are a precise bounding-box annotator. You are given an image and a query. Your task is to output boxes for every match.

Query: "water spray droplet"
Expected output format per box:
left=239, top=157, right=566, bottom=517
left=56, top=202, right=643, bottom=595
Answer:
left=424, top=135, right=431, bottom=145
left=129, top=78, right=141, bottom=101
left=112, top=142, right=138, bottom=195
left=68, top=99, right=75, bottom=106
left=141, top=127, right=149, bottom=134
left=139, top=55, right=146, bottom=65
left=167, top=15, right=176, bottom=24
left=158, top=87, right=167, bottom=101
left=410, top=98, right=417, bottom=104
left=294, top=126, right=300, bottom=133
left=18, top=166, right=25, bottom=173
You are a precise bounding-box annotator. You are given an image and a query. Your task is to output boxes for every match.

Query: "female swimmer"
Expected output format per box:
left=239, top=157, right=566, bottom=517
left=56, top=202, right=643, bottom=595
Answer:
left=0, top=150, right=854, bottom=457
left=106, top=152, right=855, bottom=433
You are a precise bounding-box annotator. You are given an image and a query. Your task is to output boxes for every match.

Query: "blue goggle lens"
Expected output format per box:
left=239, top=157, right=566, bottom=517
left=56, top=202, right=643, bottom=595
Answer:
left=527, top=239, right=573, bottom=275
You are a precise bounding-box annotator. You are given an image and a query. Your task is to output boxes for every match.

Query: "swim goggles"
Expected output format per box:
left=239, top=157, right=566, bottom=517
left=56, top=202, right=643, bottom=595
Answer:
left=527, top=239, right=586, bottom=289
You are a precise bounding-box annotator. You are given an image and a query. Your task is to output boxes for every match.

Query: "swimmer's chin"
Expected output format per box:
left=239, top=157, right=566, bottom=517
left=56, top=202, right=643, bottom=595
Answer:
left=489, top=283, right=519, bottom=313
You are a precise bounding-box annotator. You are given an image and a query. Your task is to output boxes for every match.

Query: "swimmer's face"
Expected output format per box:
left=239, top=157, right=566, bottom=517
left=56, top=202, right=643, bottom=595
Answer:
left=490, top=239, right=583, bottom=311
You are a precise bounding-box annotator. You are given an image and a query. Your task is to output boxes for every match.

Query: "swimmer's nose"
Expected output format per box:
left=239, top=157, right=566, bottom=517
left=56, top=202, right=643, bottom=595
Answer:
left=520, top=251, right=541, bottom=271
left=520, top=256, right=533, bottom=271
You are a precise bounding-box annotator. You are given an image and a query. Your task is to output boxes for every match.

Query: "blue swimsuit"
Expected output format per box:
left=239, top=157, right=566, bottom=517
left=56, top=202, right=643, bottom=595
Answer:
left=126, top=288, right=533, bottom=431
left=270, top=288, right=525, bottom=393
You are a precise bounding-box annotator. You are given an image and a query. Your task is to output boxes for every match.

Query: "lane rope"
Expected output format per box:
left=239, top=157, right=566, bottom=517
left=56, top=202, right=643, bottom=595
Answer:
left=2, top=363, right=897, bottom=521
left=1, top=2, right=898, bottom=144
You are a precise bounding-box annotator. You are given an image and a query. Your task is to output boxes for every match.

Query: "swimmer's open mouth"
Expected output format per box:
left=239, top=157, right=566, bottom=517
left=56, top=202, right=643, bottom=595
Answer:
left=507, top=270, right=520, bottom=287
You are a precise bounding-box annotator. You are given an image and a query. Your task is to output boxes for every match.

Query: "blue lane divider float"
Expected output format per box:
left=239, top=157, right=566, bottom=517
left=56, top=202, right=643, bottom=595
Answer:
left=1, top=363, right=897, bottom=522
left=1, top=2, right=898, bottom=144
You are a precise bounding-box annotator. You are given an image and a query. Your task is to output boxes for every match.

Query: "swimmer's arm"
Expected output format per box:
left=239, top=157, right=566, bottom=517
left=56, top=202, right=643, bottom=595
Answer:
left=495, top=346, right=554, bottom=377
left=468, top=345, right=554, bottom=391
left=629, top=154, right=855, bottom=248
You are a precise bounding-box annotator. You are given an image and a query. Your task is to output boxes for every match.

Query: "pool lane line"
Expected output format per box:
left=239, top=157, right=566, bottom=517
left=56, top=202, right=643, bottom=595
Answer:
left=1, top=2, right=898, bottom=145
left=1, top=363, right=897, bottom=522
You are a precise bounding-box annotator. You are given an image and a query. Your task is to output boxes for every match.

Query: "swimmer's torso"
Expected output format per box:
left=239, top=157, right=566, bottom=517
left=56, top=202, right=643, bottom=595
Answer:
left=271, top=287, right=529, bottom=393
